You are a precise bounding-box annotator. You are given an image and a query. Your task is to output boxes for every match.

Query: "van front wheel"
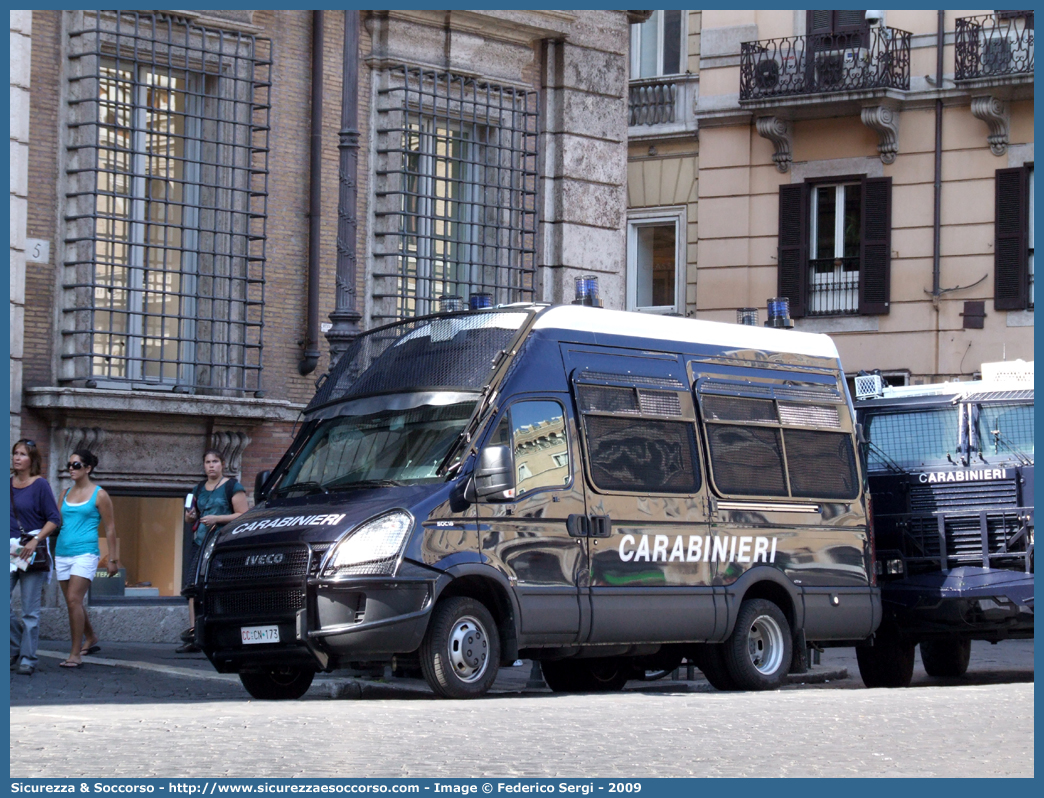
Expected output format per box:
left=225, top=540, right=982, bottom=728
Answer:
left=722, top=599, right=793, bottom=690
left=239, top=667, right=315, bottom=700
left=420, top=596, right=500, bottom=699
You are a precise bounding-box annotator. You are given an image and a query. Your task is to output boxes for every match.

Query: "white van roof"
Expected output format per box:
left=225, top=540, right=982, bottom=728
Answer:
left=531, top=305, right=840, bottom=360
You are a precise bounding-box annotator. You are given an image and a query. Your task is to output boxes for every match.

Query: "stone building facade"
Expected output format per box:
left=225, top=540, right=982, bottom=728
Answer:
left=12, top=9, right=636, bottom=627
left=627, top=9, right=1033, bottom=383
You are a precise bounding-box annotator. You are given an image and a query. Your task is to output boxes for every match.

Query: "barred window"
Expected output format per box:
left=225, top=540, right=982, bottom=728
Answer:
left=699, top=393, right=859, bottom=500
left=584, top=416, right=700, bottom=494
left=63, top=11, right=271, bottom=393
left=373, top=66, right=539, bottom=323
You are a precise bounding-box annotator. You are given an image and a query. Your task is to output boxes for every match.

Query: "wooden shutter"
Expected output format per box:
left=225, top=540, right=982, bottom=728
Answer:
left=807, top=10, right=867, bottom=34
left=858, top=176, right=892, bottom=315
left=834, top=10, right=869, bottom=33
left=777, top=183, right=809, bottom=318
left=808, top=10, right=833, bottom=34
left=994, top=166, right=1029, bottom=310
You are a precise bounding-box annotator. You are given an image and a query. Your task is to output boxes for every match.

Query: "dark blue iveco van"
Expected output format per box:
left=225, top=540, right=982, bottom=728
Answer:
left=189, top=304, right=881, bottom=699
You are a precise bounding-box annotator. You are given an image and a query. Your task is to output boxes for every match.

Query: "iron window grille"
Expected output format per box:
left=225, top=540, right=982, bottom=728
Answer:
left=63, top=11, right=271, bottom=394
left=373, top=66, right=539, bottom=324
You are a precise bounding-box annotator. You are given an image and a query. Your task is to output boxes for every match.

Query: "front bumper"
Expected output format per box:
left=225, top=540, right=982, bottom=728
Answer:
left=880, top=566, right=1034, bottom=640
left=199, top=570, right=437, bottom=674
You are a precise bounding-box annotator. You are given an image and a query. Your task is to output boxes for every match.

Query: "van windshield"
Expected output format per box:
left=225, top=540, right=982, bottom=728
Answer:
left=273, top=401, right=476, bottom=496
left=974, top=401, right=1034, bottom=461
left=863, top=408, right=959, bottom=471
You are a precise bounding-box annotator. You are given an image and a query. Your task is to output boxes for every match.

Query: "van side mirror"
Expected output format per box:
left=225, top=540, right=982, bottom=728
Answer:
left=254, top=469, right=272, bottom=506
left=474, top=444, right=515, bottom=502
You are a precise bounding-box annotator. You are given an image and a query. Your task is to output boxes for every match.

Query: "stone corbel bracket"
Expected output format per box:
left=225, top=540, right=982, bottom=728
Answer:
left=210, top=429, right=252, bottom=478
left=755, top=116, right=792, bottom=173
left=861, top=104, right=900, bottom=164
left=61, top=426, right=107, bottom=462
left=970, top=95, right=1010, bottom=156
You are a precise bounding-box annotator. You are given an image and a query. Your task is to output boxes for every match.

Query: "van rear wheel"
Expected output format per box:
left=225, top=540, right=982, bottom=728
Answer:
left=541, top=658, right=631, bottom=693
left=856, top=624, right=915, bottom=688
left=239, top=667, right=315, bottom=700
left=420, top=596, right=500, bottom=699
left=920, top=637, right=971, bottom=678
left=722, top=599, right=793, bottom=690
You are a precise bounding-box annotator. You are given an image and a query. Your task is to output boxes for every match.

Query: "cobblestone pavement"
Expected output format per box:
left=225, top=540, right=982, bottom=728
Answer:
left=9, top=640, right=1033, bottom=778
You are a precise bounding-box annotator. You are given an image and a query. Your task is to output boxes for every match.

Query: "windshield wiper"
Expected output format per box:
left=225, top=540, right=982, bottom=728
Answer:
left=320, top=477, right=406, bottom=491
left=988, top=429, right=1033, bottom=466
left=270, top=480, right=328, bottom=498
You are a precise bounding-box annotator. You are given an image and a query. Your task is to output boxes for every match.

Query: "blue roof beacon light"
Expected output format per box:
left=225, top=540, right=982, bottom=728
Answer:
left=572, top=275, right=603, bottom=307
left=764, top=296, right=794, bottom=329
left=468, top=293, right=493, bottom=311
left=439, top=295, right=463, bottom=313
left=736, top=307, right=759, bottom=326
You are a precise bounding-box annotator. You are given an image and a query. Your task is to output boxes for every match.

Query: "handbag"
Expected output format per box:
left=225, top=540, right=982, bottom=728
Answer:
left=10, top=481, right=51, bottom=573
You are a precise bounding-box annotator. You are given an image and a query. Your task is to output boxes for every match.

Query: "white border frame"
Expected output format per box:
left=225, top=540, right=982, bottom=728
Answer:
left=626, top=206, right=687, bottom=315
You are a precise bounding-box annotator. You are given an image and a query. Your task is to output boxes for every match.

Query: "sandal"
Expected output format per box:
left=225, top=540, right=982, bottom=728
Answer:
left=81, top=645, right=101, bottom=656
left=58, top=660, right=83, bottom=669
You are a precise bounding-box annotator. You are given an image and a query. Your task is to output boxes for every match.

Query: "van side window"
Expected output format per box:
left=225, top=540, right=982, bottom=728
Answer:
left=585, top=416, right=700, bottom=493
left=699, top=393, right=859, bottom=501
left=507, top=400, right=570, bottom=495
left=574, top=382, right=701, bottom=494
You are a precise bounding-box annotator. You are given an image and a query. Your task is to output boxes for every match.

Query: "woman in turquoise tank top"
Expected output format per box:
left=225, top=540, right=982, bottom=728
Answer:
left=56, top=449, right=118, bottom=668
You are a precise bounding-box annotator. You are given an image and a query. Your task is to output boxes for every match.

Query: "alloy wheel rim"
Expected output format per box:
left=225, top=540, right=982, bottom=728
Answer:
left=746, top=614, right=784, bottom=675
left=447, top=615, right=489, bottom=683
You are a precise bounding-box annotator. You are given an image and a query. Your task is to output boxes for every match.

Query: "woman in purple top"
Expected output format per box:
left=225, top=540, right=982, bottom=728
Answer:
left=10, top=439, right=61, bottom=676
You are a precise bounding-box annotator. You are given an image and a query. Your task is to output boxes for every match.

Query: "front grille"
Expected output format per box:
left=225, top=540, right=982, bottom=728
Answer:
left=205, top=588, right=305, bottom=618
left=901, top=509, right=1028, bottom=563
left=309, top=543, right=333, bottom=576
left=909, top=479, right=1018, bottom=513
left=208, top=545, right=310, bottom=582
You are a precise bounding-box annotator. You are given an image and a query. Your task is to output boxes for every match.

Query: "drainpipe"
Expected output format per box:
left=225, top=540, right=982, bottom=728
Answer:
left=930, top=9, right=945, bottom=378
left=298, top=10, right=324, bottom=375
left=325, top=9, right=363, bottom=365
left=931, top=9, right=944, bottom=300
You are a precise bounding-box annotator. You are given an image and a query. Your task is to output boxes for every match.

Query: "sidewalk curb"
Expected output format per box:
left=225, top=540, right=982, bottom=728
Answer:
left=35, top=647, right=848, bottom=699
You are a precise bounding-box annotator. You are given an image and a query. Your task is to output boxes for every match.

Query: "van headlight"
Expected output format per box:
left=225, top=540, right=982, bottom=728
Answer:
left=321, top=511, right=413, bottom=577
left=198, top=533, right=220, bottom=582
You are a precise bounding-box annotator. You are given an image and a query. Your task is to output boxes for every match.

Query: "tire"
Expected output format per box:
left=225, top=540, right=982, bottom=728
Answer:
left=239, top=667, right=315, bottom=700
left=693, top=644, right=740, bottom=692
left=541, top=657, right=631, bottom=693
left=419, top=596, right=500, bottom=699
left=722, top=599, right=793, bottom=691
left=857, top=624, right=915, bottom=688
left=920, top=637, right=971, bottom=678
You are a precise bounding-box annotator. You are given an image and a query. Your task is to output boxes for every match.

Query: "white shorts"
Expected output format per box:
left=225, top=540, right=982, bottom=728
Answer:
left=55, top=553, right=100, bottom=582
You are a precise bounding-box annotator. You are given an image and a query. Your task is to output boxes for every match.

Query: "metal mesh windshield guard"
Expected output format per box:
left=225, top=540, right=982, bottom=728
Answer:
left=307, top=310, right=531, bottom=412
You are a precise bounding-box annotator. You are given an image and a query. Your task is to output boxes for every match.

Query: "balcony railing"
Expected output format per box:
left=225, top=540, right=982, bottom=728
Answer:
left=740, top=27, right=911, bottom=101
left=808, top=257, right=860, bottom=316
left=627, top=74, right=698, bottom=137
left=630, top=78, right=677, bottom=126
left=955, top=13, right=1034, bottom=81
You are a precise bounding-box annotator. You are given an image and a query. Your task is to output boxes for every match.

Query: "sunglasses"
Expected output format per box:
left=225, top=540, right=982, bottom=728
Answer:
left=66, top=462, right=86, bottom=471
left=22, top=440, right=35, bottom=447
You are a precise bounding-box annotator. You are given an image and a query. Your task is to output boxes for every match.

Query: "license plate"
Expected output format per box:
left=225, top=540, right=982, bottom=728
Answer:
left=241, top=625, right=280, bottom=645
